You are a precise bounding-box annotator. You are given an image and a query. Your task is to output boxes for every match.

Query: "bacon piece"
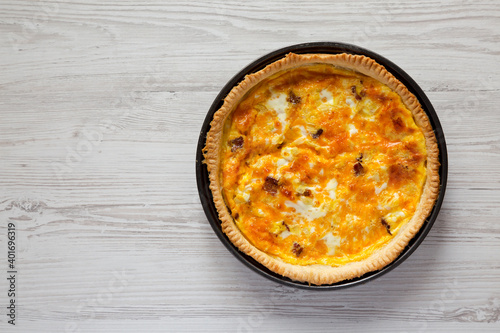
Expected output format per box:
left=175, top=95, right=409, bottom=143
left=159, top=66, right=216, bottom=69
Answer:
left=297, top=189, right=312, bottom=197
left=292, top=242, right=303, bottom=256
left=282, top=221, right=290, bottom=231
left=353, top=162, right=365, bottom=176
left=263, top=176, right=279, bottom=195
left=312, top=128, right=323, bottom=139
left=381, top=218, right=392, bottom=235
left=287, top=91, right=301, bottom=104
left=356, top=153, right=363, bottom=163
left=230, top=136, right=244, bottom=152
left=351, top=85, right=362, bottom=100
left=302, top=189, right=312, bottom=197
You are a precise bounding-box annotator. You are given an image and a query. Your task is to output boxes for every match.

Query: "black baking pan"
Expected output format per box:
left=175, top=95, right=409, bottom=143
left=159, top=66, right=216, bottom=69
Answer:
left=195, top=42, right=448, bottom=289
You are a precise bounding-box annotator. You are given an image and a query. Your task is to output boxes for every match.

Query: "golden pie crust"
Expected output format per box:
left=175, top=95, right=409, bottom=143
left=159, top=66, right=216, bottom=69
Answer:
left=204, top=53, right=440, bottom=285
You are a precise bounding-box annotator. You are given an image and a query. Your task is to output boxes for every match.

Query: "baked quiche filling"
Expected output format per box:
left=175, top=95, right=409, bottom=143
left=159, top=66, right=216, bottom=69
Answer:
left=219, top=64, right=427, bottom=267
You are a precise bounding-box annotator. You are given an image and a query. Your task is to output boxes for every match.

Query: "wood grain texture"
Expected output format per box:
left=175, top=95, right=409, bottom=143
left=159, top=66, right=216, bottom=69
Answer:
left=0, top=0, right=499, bottom=332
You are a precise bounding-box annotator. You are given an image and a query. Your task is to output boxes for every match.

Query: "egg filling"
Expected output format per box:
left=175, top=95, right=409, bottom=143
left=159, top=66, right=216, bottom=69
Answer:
left=220, top=64, right=427, bottom=266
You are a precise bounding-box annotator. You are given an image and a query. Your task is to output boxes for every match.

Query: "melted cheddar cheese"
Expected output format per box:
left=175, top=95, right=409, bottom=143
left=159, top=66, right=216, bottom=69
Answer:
left=220, top=64, right=427, bottom=266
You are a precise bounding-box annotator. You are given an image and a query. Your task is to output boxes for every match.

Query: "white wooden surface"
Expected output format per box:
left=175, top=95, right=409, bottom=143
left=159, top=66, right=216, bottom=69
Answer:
left=1, top=0, right=499, bottom=332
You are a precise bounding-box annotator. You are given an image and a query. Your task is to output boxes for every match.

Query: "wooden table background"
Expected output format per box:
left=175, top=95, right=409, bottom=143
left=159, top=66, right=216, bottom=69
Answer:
left=1, top=1, right=499, bottom=332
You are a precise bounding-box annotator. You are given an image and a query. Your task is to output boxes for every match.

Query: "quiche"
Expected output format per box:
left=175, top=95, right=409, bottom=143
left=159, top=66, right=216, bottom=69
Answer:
left=204, top=53, right=440, bottom=285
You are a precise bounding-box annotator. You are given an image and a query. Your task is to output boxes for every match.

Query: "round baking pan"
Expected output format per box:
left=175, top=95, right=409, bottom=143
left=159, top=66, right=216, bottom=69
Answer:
left=196, top=42, right=448, bottom=289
